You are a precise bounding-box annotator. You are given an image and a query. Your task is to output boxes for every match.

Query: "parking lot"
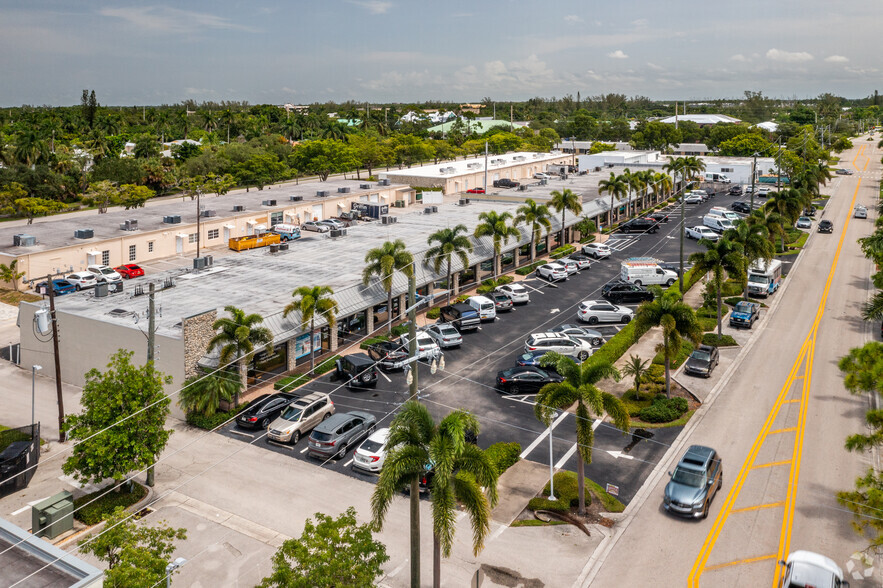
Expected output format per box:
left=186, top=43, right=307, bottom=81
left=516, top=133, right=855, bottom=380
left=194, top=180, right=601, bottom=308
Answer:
left=219, top=186, right=750, bottom=505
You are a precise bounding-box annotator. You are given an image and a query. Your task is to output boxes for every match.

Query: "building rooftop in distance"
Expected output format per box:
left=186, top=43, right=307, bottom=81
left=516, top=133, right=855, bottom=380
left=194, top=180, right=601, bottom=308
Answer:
left=657, top=114, right=741, bottom=125
left=382, top=151, right=565, bottom=180
left=0, top=517, right=102, bottom=588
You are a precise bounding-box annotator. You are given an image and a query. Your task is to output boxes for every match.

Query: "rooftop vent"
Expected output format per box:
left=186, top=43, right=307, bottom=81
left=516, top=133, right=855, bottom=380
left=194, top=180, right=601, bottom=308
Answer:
left=513, top=155, right=526, bottom=161
left=233, top=205, right=245, bottom=212
left=163, top=215, right=182, bottom=224
left=107, top=308, right=134, bottom=317
left=337, top=187, right=351, bottom=193
left=13, top=234, right=36, bottom=247
left=466, top=162, right=481, bottom=169
left=201, top=210, right=217, bottom=218
left=261, top=199, right=277, bottom=206
left=316, top=190, right=329, bottom=197
left=359, top=183, right=370, bottom=189
left=74, top=229, right=94, bottom=239
left=378, top=179, right=391, bottom=186
left=289, top=195, right=303, bottom=202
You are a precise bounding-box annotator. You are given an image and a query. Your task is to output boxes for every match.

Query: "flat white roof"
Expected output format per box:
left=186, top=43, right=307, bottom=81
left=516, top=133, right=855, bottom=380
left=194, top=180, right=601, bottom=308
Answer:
left=658, top=114, right=741, bottom=125
left=381, top=151, right=567, bottom=180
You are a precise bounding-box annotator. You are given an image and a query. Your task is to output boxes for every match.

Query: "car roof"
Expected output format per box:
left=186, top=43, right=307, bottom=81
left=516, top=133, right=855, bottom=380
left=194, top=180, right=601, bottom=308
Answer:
left=682, top=445, right=716, bottom=466
left=343, top=353, right=373, bottom=365
left=291, top=391, right=330, bottom=407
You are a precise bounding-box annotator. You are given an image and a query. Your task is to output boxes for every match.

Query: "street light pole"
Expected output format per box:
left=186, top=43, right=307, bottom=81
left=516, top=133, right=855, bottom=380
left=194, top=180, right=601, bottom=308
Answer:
left=31, top=365, right=42, bottom=426
left=548, top=411, right=559, bottom=501
left=750, top=152, right=758, bottom=212
left=165, top=557, right=187, bottom=588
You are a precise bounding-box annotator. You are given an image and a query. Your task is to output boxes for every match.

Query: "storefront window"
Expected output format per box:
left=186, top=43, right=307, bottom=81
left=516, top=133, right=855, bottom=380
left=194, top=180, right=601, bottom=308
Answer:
left=249, top=343, right=288, bottom=384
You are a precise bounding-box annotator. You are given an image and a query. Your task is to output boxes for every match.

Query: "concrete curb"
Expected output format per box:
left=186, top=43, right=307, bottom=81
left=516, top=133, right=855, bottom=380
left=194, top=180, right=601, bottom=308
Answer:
left=574, top=243, right=810, bottom=587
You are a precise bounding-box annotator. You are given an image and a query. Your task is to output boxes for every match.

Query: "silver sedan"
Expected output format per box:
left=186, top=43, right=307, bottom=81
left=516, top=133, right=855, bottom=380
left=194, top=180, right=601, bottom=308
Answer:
left=423, top=323, right=462, bottom=348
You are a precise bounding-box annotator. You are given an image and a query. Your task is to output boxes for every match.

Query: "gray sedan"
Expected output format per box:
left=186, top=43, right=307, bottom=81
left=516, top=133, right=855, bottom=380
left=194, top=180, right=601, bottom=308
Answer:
left=423, top=323, right=462, bottom=348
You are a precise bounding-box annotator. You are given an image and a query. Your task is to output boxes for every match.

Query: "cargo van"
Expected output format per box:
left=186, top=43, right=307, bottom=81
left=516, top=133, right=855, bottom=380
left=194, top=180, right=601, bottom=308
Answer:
left=747, top=258, right=782, bottom=297
left=706, top=172, right=731, bottom=183
left=271, top=224, right=302, bottom=241
left=467, top=295, right=497, bottom=321
left=709, top=207, right=742, bottom=222
left=703, top=214, right=735, bottom=234
left=620, top=260, right=677, bottom=287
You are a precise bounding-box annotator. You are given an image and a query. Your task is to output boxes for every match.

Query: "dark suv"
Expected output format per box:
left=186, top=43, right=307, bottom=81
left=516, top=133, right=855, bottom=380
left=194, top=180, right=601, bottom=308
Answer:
left=492, top=178, right=519, bottom=188
left=727, top=185, right=743, bottom=196
left=663, top=445, right=722, bottom=519
left=366, top=340, right=408, bottom=370
left=439, top=303, right=481, bottom=331
left=601, top=281, right=655, bottom=304
left=619, top=218, right=659, bottom=234
left=334, top=353, right=379, bottom=389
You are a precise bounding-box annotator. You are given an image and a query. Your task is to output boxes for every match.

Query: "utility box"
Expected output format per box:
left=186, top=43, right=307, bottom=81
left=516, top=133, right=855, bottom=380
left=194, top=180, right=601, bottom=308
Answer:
left=32, top=491, right=74, bottom=539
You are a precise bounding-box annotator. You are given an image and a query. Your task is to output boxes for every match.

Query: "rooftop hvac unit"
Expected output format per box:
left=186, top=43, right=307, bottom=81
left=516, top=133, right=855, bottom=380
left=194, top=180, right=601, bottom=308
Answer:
left=519, top=185, right=529, bottom=191
left=360, top=183, right=370, bottom=189
left=540, top=179, right=548, bottom=186
left=316, top=190, right=329, bottom=197
left=431, top=206, right=438, bottom=213
left=119, top=219, right=138, bottom=231
left=424, top=207, right=433, bottom=214
left=330, top=229, right=347, bottom=238
left=201, top=210, right=217, bottom=217
left=458, top=199, right=466, bottom=206
left=289, top=195, right=303, bottom=202
left=163, top=215, right=182, bottom=224
left=13, top=234, right=36, bottom=246
left=94, top=282, right=109, bottom=297
left=279, top=242, right=289, bottom=251
left=193, top=257, right=207, bottom=270
left=513, top=156, right=526, bottom=161
left=381, top=215, right=396, bottom=225
left=337, top=187, right=351, bottom=193
left=233, top=205, right=245, bottom=212
left=464, top=198, right=470, bottom=204
left=269, top=244, right=280, bottom=254
left=74, top=229, right=94, bottom=239
left=204, top=255, right=213, bottom=267
left=262, top=199, right=277, bottom=206
left=378, top=179, right=390, bottom=186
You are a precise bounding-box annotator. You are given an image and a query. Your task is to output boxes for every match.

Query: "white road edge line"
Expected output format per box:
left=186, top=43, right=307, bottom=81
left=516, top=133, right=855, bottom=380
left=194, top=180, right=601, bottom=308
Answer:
left=11, top=496, right=50, bottom=517
left=520, top=410, right=569, bottom=459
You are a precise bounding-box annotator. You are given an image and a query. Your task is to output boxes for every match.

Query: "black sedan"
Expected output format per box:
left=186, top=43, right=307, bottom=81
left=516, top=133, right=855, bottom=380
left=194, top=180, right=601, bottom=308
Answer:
left=731, top=201, right=752, bottom=214
left=683, top=345, right=720, bottom=378
left=366, top=340, right=408, bottom=370
left=647, top=212, right=670, bottom=223
left=601, top=281, right=655, bottom=304
left=818, top=220, right=834, bottom=233
left=236, top=392, right=297, bottom=429
left=495, top=366, right=563, bottom=394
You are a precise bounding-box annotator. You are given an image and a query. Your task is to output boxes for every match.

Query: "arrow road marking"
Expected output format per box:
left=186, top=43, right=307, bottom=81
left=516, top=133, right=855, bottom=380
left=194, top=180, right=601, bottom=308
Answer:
left=605, top=450, right=635, bottom=460
left=550, top=308, right=560, bottom=314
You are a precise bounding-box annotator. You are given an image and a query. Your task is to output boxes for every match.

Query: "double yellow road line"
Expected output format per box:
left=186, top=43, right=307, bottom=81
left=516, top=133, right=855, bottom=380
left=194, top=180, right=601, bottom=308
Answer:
left=688, top=145, right=870, bottom=587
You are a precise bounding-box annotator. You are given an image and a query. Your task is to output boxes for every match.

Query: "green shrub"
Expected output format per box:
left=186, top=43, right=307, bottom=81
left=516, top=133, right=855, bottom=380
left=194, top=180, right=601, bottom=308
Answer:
left=697, top=316, right=717, bottom=332
left=426, top=307, right=441, bottom=319
left=550, top=244, right=575, bottom=259
left=638, top=395, right=689, bottom=423
left=455, top=294, right=470, bottom=303
left=275, top=374, right=309, bottom=392
left=696, top=306, right=717, bottom=318
left=652, top=339, right=694, bottom=368
left=391, top=323, right=410, bottom=336
left=516, top=261, right=545, bottom=276
left=527, top=471, right=624, bottom=514
left=484, top=442, right=521, bottom=476
left=590, top=321, right=638, bottom=365
left=74, top=483, right=148, bottom=525
left=476, top=276, right=514, bottom=294
left=579, top=234, right=596, bottom=244
left=187, top=401, right=250, bottom=430
left=702, top=333, right=738, bottom=347
left=359, top=335, right=390, bottom=349
left=725, top=295, right=765, bottom=306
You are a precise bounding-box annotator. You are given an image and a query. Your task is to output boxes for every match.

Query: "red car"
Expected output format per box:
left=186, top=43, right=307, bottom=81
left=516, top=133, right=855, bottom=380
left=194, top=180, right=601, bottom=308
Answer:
left=115, top=264, right=145, bottom=279
left=466, top=188, right=485, bottom=194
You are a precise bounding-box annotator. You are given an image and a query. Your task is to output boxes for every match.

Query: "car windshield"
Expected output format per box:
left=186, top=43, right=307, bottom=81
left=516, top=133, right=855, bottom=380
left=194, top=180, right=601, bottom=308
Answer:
left=280, top=407, right=303, bottom=421
left=672, top=466, right=706, bottom=488
left=748, top=274, right=769, bottom=285
left=360, top=439, right=384, bottom=453
left=692, top=351, right=711, bottom=362
left=100, top=268, right=114, bottom=275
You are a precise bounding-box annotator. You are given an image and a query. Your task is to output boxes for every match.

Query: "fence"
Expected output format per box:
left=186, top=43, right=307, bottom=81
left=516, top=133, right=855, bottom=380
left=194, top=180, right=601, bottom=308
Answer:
left=0, top=343, right=20, bottom=365
left=0, top=423, right=40, bottom=498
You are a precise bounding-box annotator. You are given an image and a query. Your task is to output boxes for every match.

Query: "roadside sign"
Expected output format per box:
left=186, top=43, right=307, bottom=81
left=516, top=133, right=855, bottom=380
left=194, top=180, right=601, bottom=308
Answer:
left=606, top=483, right=619, bottom=496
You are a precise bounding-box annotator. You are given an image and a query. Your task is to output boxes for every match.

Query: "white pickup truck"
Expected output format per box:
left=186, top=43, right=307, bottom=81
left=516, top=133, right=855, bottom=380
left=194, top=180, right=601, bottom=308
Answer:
left=685, top=226, right=720, bottom=241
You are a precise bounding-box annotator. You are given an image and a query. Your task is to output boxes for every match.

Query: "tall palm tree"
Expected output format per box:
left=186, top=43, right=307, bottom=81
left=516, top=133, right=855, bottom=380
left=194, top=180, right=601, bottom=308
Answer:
left=634, top=293, right=702, bottom=397
left=372, top=402, right=499, bottom=588
left=473, top=210, right=521, bottom=278
left=208, top=305, right=273, bottom=405
left=535, top=354, right=630, bottom=515
left=426, top=225, right=473, bottom=304
left=178, top=370, right=241, bottom=417
left=362, top=240, right=414, bottom=333
left=663, top=157, right=689, bottom=291
left=219, top=109, right=235, bottom=143
left=514, top=198, right=552, bottom=263
left=598, top=172, right=627, bottom=226
left=622, top=354, right=651, bottom=400
left=199, top=110, right=217, bottom=132
left=747, top=209, right=786, bottom=251
left=549, top=188, right=583, bottom=247
left=689, top=238, right=745, bottom=336
left=283, top=286, right=338, bottom=375
left=764, top=191, right=803, bottom=251
left=724, top=220, right=775, bottom=300
left=654, top=171, right=673, bottom=204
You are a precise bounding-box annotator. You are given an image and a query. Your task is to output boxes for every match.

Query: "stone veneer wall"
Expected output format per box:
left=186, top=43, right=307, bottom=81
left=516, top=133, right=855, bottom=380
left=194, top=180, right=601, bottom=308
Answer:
left=182, top=309, right=217, bottom=379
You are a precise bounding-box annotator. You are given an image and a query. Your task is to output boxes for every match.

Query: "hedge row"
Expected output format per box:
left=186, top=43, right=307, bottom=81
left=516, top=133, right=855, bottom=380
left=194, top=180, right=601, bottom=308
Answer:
left=74, top=483, right=148, bottom=525
left=550, top=244, right=576, bottom=259
left=702, top=333, right=738, bottom=347
left=484, top=442, right=521, bottom=476
left=516, top=261, right=545, bottom=276
left=187, top=401, right=251, bottom=430
left=476, top=275, right=514, bottom=294
left=638, top=396, right=689, bottom=423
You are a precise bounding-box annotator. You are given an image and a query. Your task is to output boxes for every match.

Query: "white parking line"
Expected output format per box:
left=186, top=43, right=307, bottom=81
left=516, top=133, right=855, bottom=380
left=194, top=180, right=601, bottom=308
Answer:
left=519, top=410, right=569, bottom=459
left=553, top=419, right=602, bottom=469
left=299, top=447, right=309, bottom=454
left=343, top=459, right=354, bottom=467
left=11, top=497, right=50, bottom=516
left=229, top=429, right=254, bottom=439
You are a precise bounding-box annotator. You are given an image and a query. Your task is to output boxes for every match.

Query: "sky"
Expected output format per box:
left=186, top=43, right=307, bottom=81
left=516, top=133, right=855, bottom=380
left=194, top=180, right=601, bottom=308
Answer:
left=2, top=0, right=881, bottom=107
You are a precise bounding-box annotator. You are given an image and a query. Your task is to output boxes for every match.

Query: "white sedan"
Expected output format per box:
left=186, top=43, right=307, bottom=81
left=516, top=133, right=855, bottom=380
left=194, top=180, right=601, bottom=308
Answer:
left=536, top=263, right=568, bottom=281
left=495, top=284, right=530, bottom=304
left=685, top=226, right=720, bottom=241
left=423, top=323, right=462, bottom=348
left=353, top=428, right=391, bottom=473
left=582, top=243, right=612, bottom=259
left=559, top=255, right=591, bottom=270
left=87, top=264, right=122, bottom=283
left=534, top=172, right=552, bottom=180
left=66, top=272, right=98, bottom=290
left=577, top=300, right=634, bottom=325
left=302, top=221, right=331, bottom=233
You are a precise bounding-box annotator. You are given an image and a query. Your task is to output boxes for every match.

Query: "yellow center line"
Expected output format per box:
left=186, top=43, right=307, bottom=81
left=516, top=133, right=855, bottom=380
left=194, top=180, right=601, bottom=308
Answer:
left=731, top=501, right=786, bottom=514
left=703, top=554, right=779, bottom=572
left=689, top=163, right=864, bottom=587
left=782, top=399, right=801, bottom=404
left=752, top=460, right=792, bottom=470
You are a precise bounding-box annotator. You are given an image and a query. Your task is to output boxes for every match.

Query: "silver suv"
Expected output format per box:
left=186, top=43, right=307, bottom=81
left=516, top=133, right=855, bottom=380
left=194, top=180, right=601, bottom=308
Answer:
left=663, top=445, right=722, bottom=519
left=267, top=392, right=335, bottom=444
left=523, top=332, right=594, bottom=361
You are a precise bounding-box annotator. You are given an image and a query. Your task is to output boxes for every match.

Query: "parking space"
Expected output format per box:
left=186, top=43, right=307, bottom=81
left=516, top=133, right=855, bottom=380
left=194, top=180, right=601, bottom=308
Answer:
left=218, top=190, right=741, bottom=505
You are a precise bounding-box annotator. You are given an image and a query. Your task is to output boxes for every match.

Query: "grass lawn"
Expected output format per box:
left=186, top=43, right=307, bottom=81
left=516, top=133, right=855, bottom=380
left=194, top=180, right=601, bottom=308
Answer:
left=0, top=289, right=41, bottom=305
left=527, top=471, right=625, bottom=515
left=73, top=482, right=148, bottom=525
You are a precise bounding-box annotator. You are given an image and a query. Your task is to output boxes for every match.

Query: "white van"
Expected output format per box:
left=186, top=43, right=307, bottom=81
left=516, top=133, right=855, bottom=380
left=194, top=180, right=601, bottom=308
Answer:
left=467, top=295, right=496, bottom=321
left=271, top=223, right=302, bottom=241
left=706, top=172, right=731, bottom=183
left=703, top=214, right=734, bottom=234
left=709, top=207, right=742, bottom=222
left=620, top=261, right=677, bottom=287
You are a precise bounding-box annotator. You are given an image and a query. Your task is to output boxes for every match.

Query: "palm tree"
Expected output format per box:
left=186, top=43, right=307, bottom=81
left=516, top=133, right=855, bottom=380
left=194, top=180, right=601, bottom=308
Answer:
left=199, top=110, right=217, bottom=132
left=0, top=259, right=25, bottom=292
left=598, top=172, right=627, bottom=226
left=663, top=157, right=689, bottom=291
left=535, top=354, right=630, bottom=515
left=372, top=401, right=499, bottom=588
left=283, top=286, right=339, bottom=375
left=549, top=188, right=583, bottom=247
left=622, top=354, right=651, bottom=400
left=178, top=370, right=241, bottom=417
left=208, top=306, right=273, bottom=405
left=859, top=231, right=883, bottom=264
left=634, top=293, right=703, bottom=397
left=654, top=171, right=673, bottom=204
left=724, top=220, right=775, bottom=300
left=362, top=240, right=414, bottom=333
left=426, top=225, right=473, bottom=304
left=747, top=209, right=786, bottom=251
left=514, top=198, right=552, bottom=263
left=764, top=191, right=802, bottom=251
left=689, top=238, right=745, bottom=336
left=219, top=109, right=235, bottom=143
left=473, top=210, right=521, bottom=278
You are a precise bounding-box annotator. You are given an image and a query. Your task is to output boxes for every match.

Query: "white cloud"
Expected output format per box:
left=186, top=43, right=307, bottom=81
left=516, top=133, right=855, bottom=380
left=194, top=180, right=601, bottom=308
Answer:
left=730, top=54, right=748, bottom=62
left=99, top=6, right=256, bottom=33
left=766, top=48, right=814, bottom=63
left=349, top=1, right=392, bottom=14
left=632, top=18, right=648, bottom=28
left=564, top=15, right=583, bottom=23
left=825, top=55, right=849, bottom=63
left=608, top=50, right=628, bottom=59
left=646, top=62, right=664, bottom=71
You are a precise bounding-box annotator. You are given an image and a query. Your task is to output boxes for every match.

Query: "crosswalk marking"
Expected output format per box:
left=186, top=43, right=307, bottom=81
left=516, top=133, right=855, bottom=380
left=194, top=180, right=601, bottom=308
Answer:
left=603, top=236, right=640, bottom=251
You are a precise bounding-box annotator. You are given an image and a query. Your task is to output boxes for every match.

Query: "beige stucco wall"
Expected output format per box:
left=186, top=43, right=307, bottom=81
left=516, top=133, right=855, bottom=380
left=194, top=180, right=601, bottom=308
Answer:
left=18, top=302, right=188, bottom=420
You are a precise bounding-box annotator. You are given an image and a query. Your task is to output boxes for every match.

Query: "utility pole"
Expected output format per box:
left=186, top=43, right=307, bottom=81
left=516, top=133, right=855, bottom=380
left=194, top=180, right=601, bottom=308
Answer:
left=146, top=282, right=156, bottom=487
left=678, top=165, right=685, bottom=293
left=407, top=273, right=418, bottom=401
left=750, top=152, right=758, bottom=212
left=196, top=188, right=202, bottom=260
left=483, top=142, right=489, bottom=191
left=46, top=281, right=66, bottom=442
